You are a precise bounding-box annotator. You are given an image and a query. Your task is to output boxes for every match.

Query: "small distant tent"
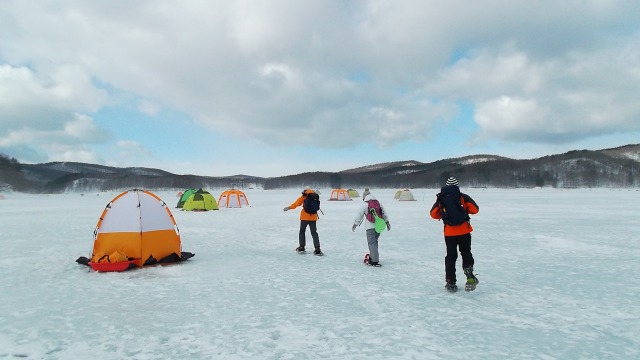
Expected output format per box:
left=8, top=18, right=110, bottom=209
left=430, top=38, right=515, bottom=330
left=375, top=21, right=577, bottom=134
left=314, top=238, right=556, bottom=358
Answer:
left=347, top=189, right=360, bottom=198
left=176, top=189, right=197, bottom=208
left=394, top=189, right=402, bottom=199
left=218, top=189, right=250, bottom=208
left=76, top=189, right=194, bottom=272
left=397, top=189, right=416, bottom=201
left=328, top=189, right=352, bottom=201
left=182, top=188, right=218, bottom=211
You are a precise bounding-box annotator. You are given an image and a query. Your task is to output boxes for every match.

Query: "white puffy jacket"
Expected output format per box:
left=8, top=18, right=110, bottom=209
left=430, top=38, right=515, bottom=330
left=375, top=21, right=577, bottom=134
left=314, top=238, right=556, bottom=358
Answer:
left=353, top=195, right=389, bottom=230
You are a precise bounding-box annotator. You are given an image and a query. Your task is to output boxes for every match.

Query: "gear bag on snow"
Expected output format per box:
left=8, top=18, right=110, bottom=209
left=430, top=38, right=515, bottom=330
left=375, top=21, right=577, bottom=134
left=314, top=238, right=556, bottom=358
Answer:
left=437, top=185, right=469, bottom=226
left=302, top=192, right=321, bottom=214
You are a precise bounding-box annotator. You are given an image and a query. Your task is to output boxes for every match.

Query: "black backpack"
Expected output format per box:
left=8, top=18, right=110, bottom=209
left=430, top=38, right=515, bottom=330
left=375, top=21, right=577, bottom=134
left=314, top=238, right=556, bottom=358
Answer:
left=437, top=185, right=469, bottom=226
left=303, top=192, right=321, bottom=214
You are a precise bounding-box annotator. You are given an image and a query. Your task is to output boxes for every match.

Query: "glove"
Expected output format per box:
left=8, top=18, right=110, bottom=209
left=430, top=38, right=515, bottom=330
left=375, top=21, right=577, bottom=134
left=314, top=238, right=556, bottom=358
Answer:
left=386, top=221, right=391, bottom=231
left=283, top=206, right=290, bottom=212
left=352, top=224, right=357, bottom=232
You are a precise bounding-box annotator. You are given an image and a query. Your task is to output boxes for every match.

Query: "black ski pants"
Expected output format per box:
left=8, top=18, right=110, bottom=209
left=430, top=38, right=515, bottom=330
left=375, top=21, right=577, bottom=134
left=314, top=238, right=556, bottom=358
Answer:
left=299, top=220, right=320, bottom=250
left=444, top=233, right=474, bottom=283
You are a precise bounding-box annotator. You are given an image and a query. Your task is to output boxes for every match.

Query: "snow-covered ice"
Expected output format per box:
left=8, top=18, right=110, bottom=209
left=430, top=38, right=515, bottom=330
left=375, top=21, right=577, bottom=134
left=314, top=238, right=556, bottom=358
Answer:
left=0, top=188, right=639, bottom=359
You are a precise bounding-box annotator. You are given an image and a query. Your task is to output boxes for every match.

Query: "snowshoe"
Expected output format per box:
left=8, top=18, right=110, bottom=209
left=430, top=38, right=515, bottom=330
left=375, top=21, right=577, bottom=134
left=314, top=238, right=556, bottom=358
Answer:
left=363, top=254, right=381, bottom=267
left=463, top=267, right=479, bottom=292
left=465, top=277, right=479, bottom=292
left=445, top=282, right=458, bottom=293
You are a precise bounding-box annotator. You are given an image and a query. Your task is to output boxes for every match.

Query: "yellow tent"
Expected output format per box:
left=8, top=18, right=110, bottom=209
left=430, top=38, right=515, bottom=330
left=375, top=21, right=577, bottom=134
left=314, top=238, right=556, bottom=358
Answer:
left=183, top=189, right=219, bottom=211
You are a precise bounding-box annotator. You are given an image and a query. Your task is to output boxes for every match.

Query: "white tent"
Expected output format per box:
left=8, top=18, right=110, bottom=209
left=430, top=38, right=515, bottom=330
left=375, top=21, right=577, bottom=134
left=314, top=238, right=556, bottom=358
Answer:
left=396, top=189, right=416, bottom=201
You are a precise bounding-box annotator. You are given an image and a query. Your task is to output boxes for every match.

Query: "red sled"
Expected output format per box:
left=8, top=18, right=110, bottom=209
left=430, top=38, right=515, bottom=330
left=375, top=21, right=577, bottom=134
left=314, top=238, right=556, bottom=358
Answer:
left=89, top=260, right=138, bottom=272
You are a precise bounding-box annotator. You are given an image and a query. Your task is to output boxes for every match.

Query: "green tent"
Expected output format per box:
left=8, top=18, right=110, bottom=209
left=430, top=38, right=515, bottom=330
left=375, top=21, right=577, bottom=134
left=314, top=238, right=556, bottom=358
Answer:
left=176, top=189, right=197, bottom=208
left=183, top=189, right=219, bottom=211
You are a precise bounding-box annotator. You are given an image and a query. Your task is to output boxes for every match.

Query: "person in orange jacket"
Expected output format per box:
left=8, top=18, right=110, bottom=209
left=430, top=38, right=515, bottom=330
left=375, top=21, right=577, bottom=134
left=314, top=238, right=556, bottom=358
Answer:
left=283, top=187, right=323, bottom=256
left=430, top=177, right=479, bottom=292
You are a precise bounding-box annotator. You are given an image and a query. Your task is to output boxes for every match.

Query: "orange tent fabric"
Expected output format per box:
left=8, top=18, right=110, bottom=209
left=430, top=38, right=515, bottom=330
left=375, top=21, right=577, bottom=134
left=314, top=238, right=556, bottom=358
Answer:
left=328, top=189, right=352, bottom=201
left=90, top=189, right=182, bottom=268
left=218, top=189, right=250, bottom=208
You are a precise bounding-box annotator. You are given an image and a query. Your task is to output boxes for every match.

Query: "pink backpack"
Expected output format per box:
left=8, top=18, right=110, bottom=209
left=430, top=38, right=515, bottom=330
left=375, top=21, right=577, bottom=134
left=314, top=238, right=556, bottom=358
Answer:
left=365, top=199, right=383, bottom=222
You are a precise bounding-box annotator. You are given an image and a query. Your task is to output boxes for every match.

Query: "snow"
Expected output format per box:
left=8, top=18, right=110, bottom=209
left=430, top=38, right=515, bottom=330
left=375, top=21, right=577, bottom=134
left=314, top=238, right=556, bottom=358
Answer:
left=393, top=169, right=423, bottom=175
left=343, top=161, right=422, bottom=173
left=622, top=151, right=640, bottom=162
left=1, top=188, right=639, bottom=359
left=456, top=156, right=500, bottom=165
left=45, top=163, right=117, bottom=174
left=125, top=168, right=167, bottom=176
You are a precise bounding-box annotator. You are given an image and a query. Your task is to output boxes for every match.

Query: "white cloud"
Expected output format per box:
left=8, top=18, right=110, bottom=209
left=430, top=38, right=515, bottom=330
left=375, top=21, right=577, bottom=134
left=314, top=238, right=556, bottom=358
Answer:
left=430, top=39, right=640, bottom=143
left=137, top=100, right=161, bottom=116
left=0, top=64, right=107, bottom=130
left=1, top=0, right=640, bottom=166
left=0, top=62, right=110, bottom=164
left=428, top=48, right=548, bottom=99
left=62, top=114, right=106, bottom=141
left=0, top=114, right=108, bottom=147
left=116, top=140, right=152, bottom=160
left=57, top=149, right=101, bottom=164
left=0, top=113, right=109, bottom=163
left=475, top=96, right=551, bottom=141
left=0, top=129, right=38, bottom=148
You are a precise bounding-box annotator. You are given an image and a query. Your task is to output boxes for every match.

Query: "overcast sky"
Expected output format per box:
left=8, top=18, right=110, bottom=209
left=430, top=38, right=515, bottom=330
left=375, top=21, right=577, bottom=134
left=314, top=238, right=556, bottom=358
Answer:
left=1, top=1, right=639, bottom=177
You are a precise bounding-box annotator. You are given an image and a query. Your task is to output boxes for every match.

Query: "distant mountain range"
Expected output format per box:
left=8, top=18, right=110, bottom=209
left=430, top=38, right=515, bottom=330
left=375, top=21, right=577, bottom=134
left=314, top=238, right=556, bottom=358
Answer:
left=1, top=144, right=639, bottom=193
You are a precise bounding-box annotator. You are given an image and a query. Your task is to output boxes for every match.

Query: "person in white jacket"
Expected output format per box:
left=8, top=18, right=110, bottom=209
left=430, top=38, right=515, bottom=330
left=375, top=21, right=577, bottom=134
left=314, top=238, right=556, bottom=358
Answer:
left=351, top=194, right=390, bottom=266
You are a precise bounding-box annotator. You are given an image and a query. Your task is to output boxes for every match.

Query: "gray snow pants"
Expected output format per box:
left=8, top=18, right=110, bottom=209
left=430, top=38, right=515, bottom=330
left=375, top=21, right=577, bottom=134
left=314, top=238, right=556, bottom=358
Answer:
left=299, top=220, right=320, bottom=250
left=366, top=229, right=381, bottom=262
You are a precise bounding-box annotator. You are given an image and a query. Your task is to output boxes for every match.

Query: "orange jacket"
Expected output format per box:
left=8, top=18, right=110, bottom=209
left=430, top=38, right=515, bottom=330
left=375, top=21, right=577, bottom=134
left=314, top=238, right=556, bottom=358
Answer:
left=289, top=189, right=318, bottom=221
left=430, top=193, right=479, bottom=236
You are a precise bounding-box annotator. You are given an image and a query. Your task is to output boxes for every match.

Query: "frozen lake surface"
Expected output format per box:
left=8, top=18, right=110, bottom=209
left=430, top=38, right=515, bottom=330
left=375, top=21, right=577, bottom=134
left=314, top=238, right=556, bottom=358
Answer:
left=0, top=188, right=639, bottom=359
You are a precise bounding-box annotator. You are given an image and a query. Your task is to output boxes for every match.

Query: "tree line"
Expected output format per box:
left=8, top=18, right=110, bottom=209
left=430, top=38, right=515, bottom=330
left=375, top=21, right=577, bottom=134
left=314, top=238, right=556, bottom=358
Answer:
left=2, top=147, right=639, bottom=193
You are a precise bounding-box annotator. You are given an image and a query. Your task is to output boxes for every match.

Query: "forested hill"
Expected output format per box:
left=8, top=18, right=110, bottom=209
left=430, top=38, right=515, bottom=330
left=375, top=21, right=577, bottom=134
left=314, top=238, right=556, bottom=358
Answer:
left=1, top=144, right=639, bottom=193
left=0, top=159, right=262, bottom=193
left=264, top=144, right=640, bottom=189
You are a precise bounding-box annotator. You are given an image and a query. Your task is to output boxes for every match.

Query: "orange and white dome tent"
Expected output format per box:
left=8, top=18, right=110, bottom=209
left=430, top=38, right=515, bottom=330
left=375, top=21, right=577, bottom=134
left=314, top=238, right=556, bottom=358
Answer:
left=218, top=189, right=250, bottom=208
left=328, top=189, right=352, bottom=201
left=76, top=189, right=194, bottom=272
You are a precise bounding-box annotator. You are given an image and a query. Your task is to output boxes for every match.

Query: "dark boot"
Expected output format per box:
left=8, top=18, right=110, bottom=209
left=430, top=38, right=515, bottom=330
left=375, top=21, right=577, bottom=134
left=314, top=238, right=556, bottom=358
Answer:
left=445, top=279, right=458, bottom=292
left=368, top=259, right=381, bottom=267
